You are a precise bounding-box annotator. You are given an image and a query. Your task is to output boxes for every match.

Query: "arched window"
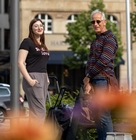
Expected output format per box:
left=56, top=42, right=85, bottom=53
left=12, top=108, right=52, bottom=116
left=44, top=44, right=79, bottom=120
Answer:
left=107, top=15, right=118, bottom=28
left=35, top=14, right=52, bottom=34
left=67, top=14, right=78, bottom=24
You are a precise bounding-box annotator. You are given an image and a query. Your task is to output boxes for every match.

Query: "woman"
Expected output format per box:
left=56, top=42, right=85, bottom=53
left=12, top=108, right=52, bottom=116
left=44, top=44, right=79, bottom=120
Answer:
left=18, top=18, right=50, bottom=126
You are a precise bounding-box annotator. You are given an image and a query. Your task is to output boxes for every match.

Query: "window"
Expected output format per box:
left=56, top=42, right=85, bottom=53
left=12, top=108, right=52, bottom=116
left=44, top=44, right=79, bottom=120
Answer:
left=0, top=0, right=9, bottom=13
left=4, top=0, right=9, bottom=13
left=4, top=29, right=10, bottom=50
left=67, top=14, right=78, bottom=24
left=0, top=29, right=1, bottom=48
left=35, top=14, right=52, bottom=34
left=108, top=15, right=118, bottom=28
left=0, top=1, right=1, bottom=13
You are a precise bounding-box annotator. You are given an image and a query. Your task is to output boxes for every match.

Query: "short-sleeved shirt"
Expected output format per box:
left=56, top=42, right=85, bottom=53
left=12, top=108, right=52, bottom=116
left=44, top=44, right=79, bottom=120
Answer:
left=19, top=38, right=49, bottom=73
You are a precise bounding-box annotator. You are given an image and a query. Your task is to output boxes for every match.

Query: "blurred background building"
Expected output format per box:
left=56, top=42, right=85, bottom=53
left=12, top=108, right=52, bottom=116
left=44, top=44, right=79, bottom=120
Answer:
left=0, top=0, right=136, bottom=94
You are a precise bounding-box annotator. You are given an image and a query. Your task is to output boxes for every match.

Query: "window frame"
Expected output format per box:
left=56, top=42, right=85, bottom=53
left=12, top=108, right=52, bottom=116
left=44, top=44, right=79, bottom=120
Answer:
left=107, top=15, right=118, bottom=28
left=67, top=14, right=78, bottom=24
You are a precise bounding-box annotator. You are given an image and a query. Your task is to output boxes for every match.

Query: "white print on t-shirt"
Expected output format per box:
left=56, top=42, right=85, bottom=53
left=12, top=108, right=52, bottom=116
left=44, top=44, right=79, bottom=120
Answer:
left=35, top=47, right=49, bottom=56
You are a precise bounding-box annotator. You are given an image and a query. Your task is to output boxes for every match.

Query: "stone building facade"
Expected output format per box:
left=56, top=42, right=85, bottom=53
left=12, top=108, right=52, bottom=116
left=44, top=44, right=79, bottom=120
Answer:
left=0, top=0, right=136, bottom=92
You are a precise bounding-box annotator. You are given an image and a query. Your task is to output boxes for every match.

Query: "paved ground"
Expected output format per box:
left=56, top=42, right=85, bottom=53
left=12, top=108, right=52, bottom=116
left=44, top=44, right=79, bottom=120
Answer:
left=0, top=102, right=29, bottom=133
left=0, top=118, right=29, bottom=131
left=0, top=119, right=10, bottom=131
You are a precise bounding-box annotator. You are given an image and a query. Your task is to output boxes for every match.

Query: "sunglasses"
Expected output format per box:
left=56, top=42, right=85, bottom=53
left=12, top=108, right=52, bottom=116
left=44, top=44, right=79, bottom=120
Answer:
left=91, top=20, right=103, bottom=25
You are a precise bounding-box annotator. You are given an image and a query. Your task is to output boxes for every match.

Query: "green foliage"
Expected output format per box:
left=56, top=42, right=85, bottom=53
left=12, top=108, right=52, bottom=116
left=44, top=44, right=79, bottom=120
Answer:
left=131, top=0, right=136, bottom=43
left=76, top=128, right=97, bottom=140
left=64, top=0, right=123, bottom=69
left=88, top=0, right=105, bottom=13
left=64, top=11, right=93, bottom=69
left=129, top=0, right=136, bottom=45
left=46, top=90, right=78, bottom=113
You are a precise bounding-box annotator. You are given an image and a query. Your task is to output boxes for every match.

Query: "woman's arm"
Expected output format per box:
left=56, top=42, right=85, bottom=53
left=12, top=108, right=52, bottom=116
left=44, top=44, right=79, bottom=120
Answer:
left=18, top=49, right=38, bottom=86
left=46, top=73, right=50, bottom=85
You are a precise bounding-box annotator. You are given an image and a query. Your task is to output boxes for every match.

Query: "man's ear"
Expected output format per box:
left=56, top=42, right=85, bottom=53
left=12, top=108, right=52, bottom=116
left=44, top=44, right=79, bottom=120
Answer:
left=104, top=20, right=107, bottom=26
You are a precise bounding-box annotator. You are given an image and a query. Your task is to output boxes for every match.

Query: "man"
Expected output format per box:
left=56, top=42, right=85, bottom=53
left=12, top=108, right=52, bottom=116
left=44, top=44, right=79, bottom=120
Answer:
left=83, top=9, right=118, bottom=140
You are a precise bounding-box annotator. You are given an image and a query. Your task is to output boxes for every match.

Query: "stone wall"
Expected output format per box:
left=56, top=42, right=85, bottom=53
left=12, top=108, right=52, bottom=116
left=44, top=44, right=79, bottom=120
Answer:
left=20, top=0, right=136, bottom=90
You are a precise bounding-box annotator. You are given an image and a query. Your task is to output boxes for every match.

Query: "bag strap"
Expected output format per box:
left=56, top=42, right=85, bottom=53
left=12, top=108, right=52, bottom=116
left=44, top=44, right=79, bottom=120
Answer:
left=47, top=76, right=60, bottom=107
left=101, top=71, right=110, bottom=83
left=54, top=87, right=67, bottom=108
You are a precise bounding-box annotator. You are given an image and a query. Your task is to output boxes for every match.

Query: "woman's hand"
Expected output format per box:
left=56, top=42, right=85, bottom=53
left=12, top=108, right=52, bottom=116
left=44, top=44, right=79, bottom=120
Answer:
left=47, top=74, right=50, bottom=85
left=47, top=79, right=50, bottom=85
left=29, top=79, right=39, bottom=87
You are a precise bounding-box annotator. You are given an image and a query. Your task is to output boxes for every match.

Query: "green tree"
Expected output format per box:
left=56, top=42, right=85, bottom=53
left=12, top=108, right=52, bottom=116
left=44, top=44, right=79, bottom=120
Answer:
left=64, top=0, right=123, bottom=69
left=130, top=0, right=136, bottom=43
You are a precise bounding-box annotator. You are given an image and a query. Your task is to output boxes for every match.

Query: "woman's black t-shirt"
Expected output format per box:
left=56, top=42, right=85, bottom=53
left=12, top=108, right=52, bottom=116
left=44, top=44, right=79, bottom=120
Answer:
left=19, top=38, right=49, bottom=73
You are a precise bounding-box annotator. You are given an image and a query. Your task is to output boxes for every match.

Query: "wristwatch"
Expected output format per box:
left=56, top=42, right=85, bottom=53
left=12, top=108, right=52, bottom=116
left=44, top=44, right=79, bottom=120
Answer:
left=86, top=73, right=90, bottom=78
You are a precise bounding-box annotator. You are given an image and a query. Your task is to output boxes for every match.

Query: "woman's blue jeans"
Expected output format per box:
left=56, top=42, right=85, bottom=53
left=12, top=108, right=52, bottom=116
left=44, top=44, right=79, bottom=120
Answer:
left=90, top=78, right=113, bottom=140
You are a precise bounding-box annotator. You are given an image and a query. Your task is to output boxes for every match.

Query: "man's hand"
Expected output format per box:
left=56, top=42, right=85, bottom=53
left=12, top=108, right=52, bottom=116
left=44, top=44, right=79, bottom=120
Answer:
left=84, top=83, right=92, bottom=94
left=83, top=77, right=92, bottom=94
left=83, top=76, right=90, bottom=85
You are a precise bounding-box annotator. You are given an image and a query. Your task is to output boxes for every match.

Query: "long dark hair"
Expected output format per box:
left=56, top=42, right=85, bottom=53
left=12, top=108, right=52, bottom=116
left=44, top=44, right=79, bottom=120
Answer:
left=28, top=18, right=48, bottom=52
